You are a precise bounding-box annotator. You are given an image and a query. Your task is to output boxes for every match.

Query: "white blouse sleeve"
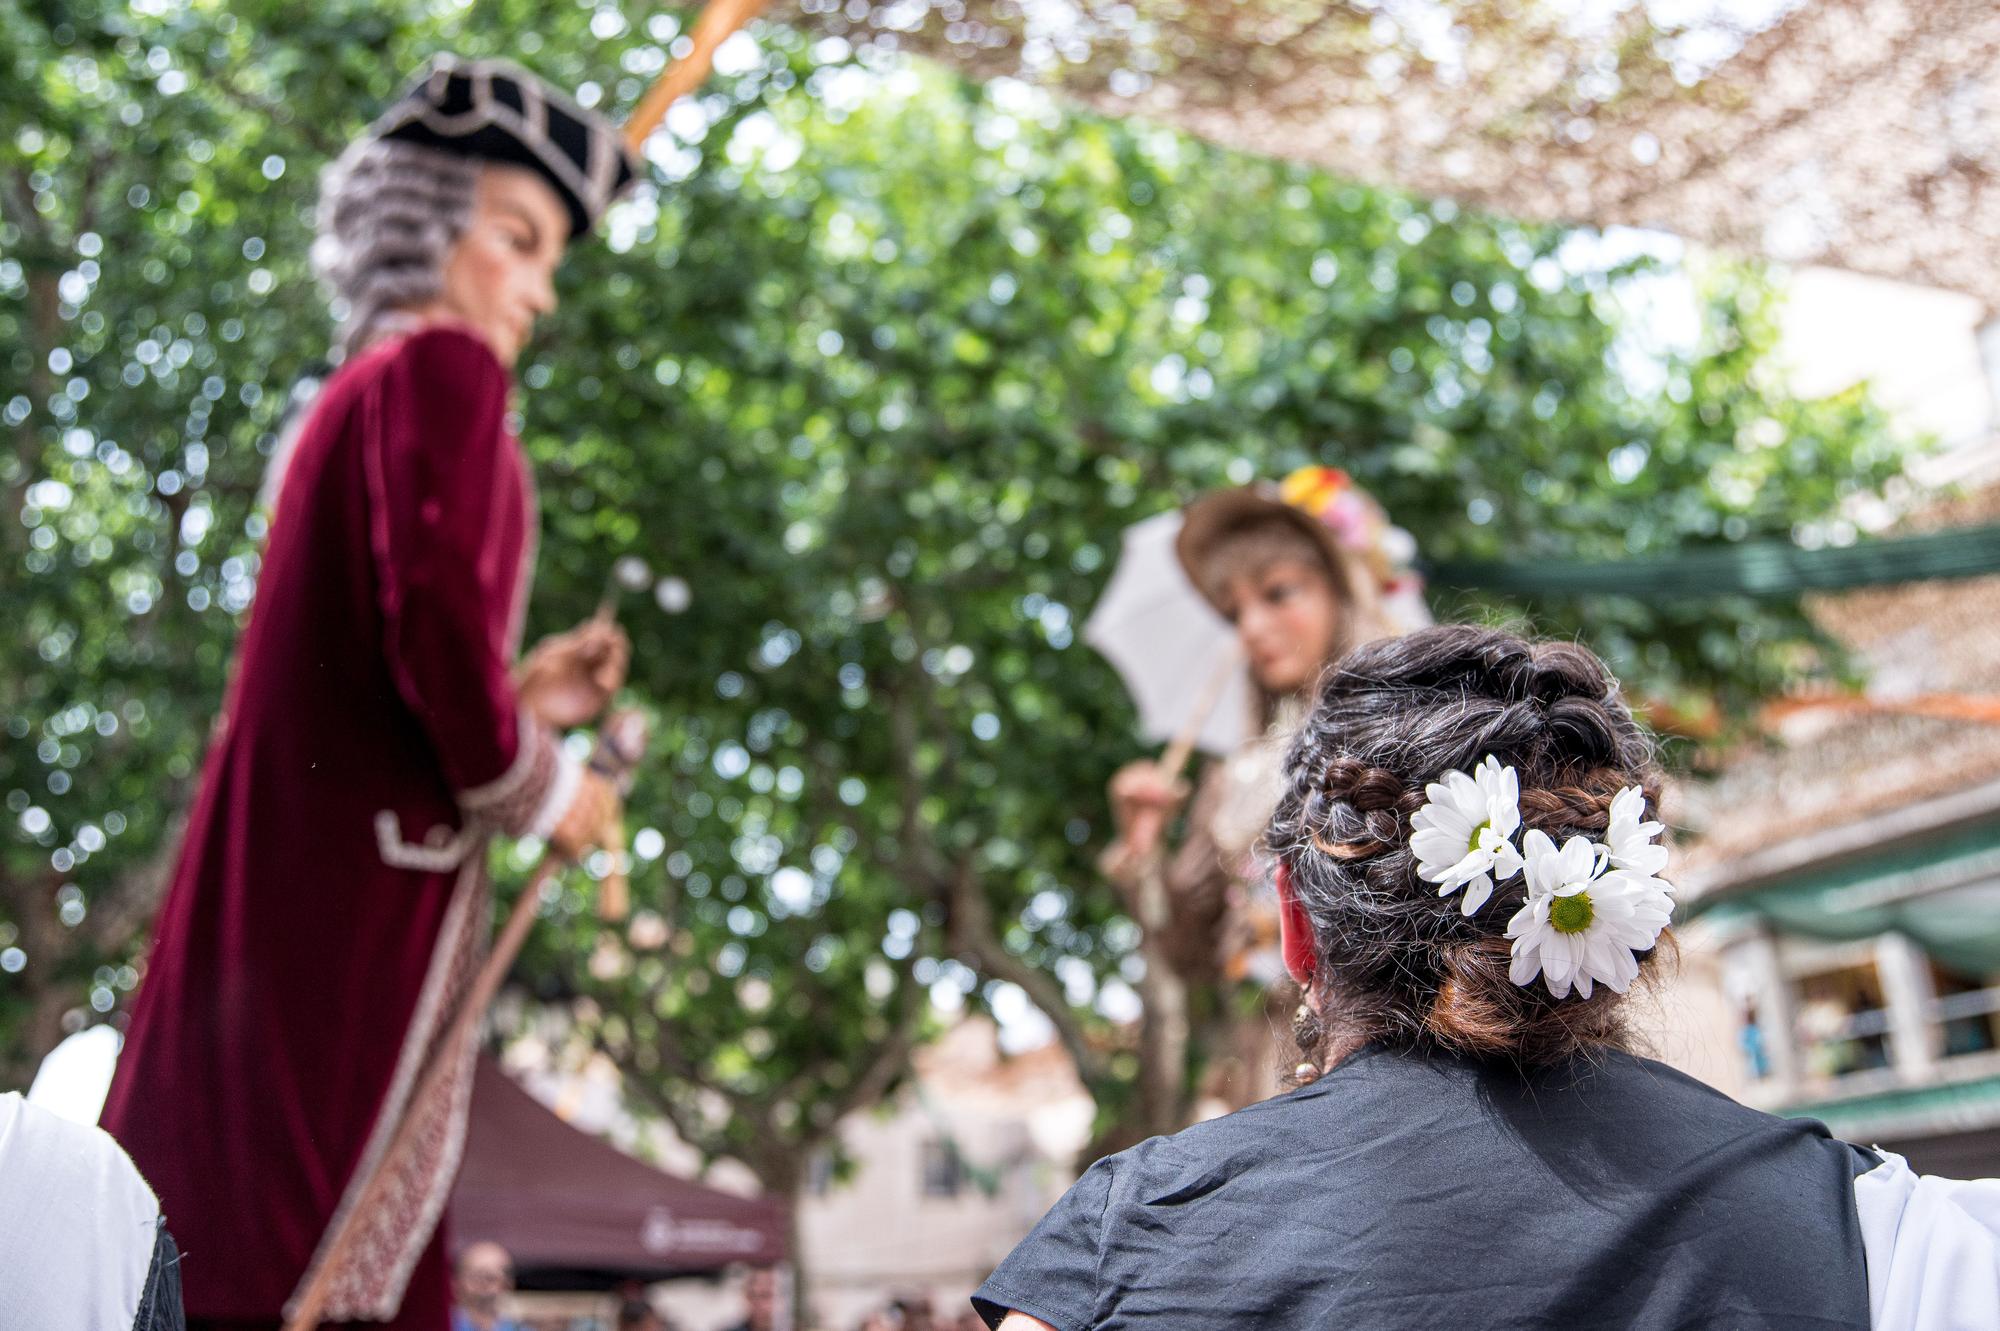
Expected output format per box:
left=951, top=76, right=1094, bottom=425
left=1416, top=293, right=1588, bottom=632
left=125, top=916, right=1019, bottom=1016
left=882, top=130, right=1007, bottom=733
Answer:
left=0, top=1091, right=163, bottom=1331
left=1854, top=1150, right=2000, bottom=1330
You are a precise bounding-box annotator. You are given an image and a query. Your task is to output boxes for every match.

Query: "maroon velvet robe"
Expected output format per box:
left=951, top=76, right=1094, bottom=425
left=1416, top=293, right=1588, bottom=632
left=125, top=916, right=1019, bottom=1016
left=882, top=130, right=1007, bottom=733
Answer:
left=102, top=325, right=570, bottom=1327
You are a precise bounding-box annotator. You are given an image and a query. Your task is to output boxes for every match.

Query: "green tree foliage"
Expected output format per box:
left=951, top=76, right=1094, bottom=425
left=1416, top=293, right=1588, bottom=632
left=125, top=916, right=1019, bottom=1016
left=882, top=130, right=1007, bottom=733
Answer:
left=3, top=0, right=1901, bottom=1189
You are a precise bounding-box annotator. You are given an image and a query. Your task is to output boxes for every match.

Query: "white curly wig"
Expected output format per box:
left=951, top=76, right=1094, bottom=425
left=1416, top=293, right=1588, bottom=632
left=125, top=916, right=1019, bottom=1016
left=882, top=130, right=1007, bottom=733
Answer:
left=311, top=137, right=479, bottom=360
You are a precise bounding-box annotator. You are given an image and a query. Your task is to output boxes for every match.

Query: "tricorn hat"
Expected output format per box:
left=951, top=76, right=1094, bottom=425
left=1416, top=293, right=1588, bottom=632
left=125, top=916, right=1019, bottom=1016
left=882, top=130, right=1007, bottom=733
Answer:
left=365, top=54, right=640, bottom=239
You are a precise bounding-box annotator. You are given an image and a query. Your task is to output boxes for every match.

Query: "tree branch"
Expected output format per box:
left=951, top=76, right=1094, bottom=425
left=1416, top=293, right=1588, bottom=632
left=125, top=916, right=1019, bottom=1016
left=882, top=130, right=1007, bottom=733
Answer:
left=882, top=676, right=941, bottom=880
left=204, top=69, right=343, bottom=160
left=879, top=641, right=1114, bottom=1098
left=942, top=857, right=1111, bottom=1095
left=824, top=955, right=925, bottom=1124
left=591, top=1028, right=733, bottom=1162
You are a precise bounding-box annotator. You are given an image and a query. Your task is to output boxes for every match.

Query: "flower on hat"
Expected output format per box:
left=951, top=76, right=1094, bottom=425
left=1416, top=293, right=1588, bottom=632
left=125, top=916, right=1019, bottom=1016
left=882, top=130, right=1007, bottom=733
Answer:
left=1275, top=464, right=1430, bottom=631
left=1504, top=829, right=1673, bottom=1000
left=1279, top=465, right=1352, bottom=516
left=1410, top=755, right=1526, bottom=916
left=1281, top=465, right=1383, bottom=553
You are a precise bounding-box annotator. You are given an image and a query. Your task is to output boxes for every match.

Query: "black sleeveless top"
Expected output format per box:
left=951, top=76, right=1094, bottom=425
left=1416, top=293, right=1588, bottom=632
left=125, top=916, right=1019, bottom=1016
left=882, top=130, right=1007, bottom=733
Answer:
left=974, top=1047, right=1877, bottom=1330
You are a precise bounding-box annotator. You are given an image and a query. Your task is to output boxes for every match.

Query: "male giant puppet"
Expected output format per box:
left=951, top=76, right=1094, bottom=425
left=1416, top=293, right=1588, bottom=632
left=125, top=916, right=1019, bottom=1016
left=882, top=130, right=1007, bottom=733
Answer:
left=102, top=57, right=638, bottom=1328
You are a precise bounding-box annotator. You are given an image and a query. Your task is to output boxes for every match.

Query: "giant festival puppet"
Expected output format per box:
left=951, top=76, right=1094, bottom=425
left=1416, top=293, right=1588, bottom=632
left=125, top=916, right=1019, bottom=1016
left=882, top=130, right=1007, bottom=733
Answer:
left=101, top=7, right=766, bottom=1326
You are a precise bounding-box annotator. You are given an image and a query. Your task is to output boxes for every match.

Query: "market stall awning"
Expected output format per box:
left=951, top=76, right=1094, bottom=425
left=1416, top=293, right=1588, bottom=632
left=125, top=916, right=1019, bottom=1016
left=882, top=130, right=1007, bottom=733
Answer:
left=790, top=0, right=2000, bottom=306
left=451, top=1058, right=787, bottom=1286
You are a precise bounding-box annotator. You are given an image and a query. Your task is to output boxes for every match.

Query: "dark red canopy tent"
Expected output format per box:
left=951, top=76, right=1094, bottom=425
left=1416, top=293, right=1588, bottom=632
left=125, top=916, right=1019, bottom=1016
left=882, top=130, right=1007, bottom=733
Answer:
left=450, top=1058, right=787, bottom=1287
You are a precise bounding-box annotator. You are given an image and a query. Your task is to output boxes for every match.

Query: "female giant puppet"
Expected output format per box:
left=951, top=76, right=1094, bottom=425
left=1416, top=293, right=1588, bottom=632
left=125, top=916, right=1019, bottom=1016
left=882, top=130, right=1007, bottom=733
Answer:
left=1103, top=469, right=1427, bottom=1108
left=102, top=57, right=638, bottom=1328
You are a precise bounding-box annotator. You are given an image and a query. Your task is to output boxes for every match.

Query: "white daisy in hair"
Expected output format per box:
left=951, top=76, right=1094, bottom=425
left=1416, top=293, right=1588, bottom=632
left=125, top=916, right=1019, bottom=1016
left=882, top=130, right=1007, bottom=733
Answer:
left=1410, top=755, right=1526, bottom=916
left=1605, top=786, right=1671, bottom=883
left=1505, top=829, right=1673, bottom=999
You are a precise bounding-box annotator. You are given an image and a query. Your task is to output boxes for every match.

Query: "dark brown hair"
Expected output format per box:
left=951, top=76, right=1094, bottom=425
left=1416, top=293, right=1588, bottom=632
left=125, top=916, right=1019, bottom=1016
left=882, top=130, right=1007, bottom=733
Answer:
left=1267, top=624, right=1668, bottom=1067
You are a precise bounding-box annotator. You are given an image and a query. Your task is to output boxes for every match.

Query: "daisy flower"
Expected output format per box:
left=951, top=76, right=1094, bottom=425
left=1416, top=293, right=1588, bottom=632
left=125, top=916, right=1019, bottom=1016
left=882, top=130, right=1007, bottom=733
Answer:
left=1505, top=830, right=1673, bottom=999
left=1410, top=755, right=1526, bottom=915
left=1605, top=786, right=1670, bottom=882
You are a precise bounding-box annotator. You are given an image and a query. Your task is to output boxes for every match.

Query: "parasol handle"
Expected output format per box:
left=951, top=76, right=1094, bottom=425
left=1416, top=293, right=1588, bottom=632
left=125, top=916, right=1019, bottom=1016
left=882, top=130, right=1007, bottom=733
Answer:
left=1155, top=644, right=1243, bottom=782
left=1111, top=646, right=1243, bottom=877
left=623, top=0, right=773, bottom=154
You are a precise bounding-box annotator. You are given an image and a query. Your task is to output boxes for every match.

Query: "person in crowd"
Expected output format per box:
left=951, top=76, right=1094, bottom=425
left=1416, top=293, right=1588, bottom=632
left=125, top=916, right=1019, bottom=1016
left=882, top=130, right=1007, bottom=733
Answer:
left=0, top=1090, right=185, bottom=1330
left=1102, top=467, right=1423, bottom=1108
left=99, top=55, right=636, bottom=1328
left=1740, top=995, right=1772, bottom=1079
left=450, top=1241, right=522, bottom=1331
left=614, top=1300, right=666, bottom=1331
left=978, top=625, right=2000, bottom=1329
left=891, top=1296, right=935, bottom=1331
left=723, top=1267, right=779, bottom=1331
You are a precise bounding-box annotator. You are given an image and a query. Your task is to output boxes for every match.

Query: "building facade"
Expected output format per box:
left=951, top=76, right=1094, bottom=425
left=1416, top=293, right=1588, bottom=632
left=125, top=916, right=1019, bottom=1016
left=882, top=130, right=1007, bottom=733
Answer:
left=1680, top=480, right=2000, bottom=1174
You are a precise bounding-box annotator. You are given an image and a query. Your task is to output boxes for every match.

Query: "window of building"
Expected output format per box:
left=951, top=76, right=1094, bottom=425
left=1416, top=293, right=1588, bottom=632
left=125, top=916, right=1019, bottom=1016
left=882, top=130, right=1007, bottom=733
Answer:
left=1794, top=961, right=1892, bottom=1080
left=806, top=1147, right=835, bottom=1197
left=1929, top=961, right=2000, bottom=1059
left=920, top=1138, right=963, bottom=1199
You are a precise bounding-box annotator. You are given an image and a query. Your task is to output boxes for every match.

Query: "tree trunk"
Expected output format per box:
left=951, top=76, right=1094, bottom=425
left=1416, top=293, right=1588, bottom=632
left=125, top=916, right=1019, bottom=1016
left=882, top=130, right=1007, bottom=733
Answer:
left=743, top=1149, right=811, bottom=1329
left=783, top=1183, right=810, bottom=1330
left=1129, top=854, right=1192, bottom=1139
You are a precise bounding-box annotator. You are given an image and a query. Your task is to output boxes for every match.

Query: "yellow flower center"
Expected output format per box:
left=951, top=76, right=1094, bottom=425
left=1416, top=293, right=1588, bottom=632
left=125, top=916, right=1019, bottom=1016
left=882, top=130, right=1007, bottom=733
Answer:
left=1549, top=892, right=1594, bottom=935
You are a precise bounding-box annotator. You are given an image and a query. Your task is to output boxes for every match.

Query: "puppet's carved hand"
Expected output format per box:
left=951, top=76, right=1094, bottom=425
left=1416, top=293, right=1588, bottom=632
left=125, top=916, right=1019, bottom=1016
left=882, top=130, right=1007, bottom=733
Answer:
left=1102, top=759, right=1189, bottom=875
left=518, top=617, right=630, bottom=728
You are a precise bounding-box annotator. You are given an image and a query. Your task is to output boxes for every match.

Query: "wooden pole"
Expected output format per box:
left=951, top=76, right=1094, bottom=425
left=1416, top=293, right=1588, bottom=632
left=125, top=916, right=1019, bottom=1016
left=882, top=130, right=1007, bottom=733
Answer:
left=1761, top=691, right=2000, bottom=728
left=623, top=0, right=773, bottom=155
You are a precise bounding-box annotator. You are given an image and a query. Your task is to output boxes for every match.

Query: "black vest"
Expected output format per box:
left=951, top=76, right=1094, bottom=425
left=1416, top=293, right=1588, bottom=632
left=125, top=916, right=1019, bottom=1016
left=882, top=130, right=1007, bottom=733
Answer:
left=977, top=1046, right=1874, bottom=1330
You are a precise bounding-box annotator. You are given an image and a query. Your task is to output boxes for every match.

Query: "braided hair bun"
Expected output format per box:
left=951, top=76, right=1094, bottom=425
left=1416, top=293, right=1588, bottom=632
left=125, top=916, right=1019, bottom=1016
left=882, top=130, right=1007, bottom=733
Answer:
left=1267, top=624, right=1667, bottom=1066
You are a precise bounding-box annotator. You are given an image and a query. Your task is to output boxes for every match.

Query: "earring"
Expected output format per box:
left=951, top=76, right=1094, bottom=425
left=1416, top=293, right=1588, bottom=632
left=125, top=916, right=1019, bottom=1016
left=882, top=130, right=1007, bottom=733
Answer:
left=1290, top=1002, right=1325, bottom=1084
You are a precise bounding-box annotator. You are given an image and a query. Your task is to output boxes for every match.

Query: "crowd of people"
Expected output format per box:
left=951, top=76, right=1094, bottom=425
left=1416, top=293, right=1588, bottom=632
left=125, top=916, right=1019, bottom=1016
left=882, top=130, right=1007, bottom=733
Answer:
left=445, top=1247, right=989, bottom=1331
left=845, top=1298, right=986, bottom=1331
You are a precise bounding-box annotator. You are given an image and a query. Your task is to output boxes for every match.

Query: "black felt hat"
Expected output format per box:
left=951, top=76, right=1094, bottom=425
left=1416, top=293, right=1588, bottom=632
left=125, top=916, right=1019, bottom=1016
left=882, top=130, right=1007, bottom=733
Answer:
left=366, top=54, right=640, bottom=239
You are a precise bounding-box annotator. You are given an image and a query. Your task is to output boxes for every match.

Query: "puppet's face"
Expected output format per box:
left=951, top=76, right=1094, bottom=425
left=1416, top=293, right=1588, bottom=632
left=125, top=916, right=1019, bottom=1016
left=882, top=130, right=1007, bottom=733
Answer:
left=1218, top=556, right=1344, bottom=694
left=437, top=164, right=568, bottom=366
